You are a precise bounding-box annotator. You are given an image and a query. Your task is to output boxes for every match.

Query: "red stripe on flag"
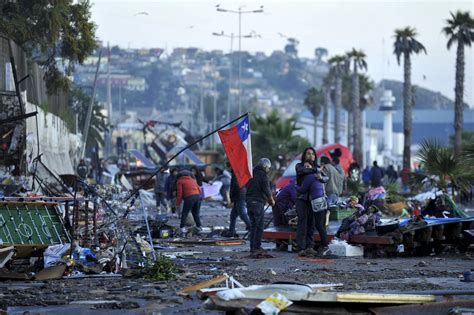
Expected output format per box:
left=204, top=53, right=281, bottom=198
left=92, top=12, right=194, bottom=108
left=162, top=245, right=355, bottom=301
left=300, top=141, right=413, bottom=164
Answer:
left=218, top=127, right=252, bottom=188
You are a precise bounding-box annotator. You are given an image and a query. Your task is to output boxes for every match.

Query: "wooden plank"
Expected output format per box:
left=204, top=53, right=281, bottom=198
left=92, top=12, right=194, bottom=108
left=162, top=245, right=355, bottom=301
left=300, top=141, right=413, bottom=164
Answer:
left=178, top=274, right=227, bottom=295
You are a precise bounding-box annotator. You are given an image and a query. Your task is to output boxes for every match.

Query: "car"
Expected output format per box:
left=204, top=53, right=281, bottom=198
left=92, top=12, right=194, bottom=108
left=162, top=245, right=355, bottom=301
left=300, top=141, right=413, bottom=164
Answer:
left=275, top=144, right=354, bottom=189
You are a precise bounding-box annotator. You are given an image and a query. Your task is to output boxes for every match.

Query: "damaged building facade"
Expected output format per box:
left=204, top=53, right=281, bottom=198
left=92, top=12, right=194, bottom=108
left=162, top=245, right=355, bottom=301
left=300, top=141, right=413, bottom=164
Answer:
left=0, top=36, right=81, bottom=194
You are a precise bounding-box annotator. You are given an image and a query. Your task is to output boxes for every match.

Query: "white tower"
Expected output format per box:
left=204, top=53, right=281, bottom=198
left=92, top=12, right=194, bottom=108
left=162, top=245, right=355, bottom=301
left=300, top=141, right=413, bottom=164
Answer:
left=380, top=90, right=396, bottom=155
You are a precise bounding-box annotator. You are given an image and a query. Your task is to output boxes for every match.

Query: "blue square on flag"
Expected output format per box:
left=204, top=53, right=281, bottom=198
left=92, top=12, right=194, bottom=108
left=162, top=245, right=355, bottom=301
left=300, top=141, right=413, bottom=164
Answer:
left=237, top=116, right=250, bottom=142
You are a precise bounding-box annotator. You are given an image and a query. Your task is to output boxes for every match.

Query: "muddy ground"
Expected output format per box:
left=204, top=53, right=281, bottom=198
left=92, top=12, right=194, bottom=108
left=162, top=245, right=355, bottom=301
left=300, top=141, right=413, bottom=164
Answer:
left=1, top=201, right=473, bottom=314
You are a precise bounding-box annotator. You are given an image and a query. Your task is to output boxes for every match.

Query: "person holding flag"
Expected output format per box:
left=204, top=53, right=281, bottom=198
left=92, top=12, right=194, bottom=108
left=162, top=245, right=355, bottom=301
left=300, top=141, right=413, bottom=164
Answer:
left=218, top=115, right=274, bottom=254
left=245, top=158, right=275, bottom=255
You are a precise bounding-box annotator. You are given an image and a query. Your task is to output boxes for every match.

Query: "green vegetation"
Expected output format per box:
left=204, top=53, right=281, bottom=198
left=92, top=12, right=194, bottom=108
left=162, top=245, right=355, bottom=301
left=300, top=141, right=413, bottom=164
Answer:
left=412, top=139, right=473, bottom=196
left=385, top=183, right=405, bottom=204
left=0, top=0, right=96, bottom=92
left=251, top=111, right=311, bottom=171
left=393, top=26, right=427, bottom=170
left=69, top=86, right=108, bottom=149
left=143, top=255, right=178, bottom=281
left=443, top=11, right=474, bottom=157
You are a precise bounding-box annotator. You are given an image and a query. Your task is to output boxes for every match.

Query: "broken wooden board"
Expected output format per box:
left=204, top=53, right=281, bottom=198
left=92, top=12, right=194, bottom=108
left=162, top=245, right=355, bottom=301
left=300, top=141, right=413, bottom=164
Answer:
left=34, top=264, right=67, bottom=280
left=306, top=292, right=436, bottom=304
left=178, top=274, right=227, bottom=295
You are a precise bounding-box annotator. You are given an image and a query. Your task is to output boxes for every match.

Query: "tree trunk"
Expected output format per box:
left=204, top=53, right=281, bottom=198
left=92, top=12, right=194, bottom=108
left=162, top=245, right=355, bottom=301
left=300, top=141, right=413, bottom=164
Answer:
left=403, top=53, right=412, bottom=170
left=347, top=108, right=352, bottom=149
left=323, top=86, right=330, bottom=144
left=334, top=76, right=342, bottom=143
left=352, top=65, right=362, bottom=165
left=454, top=39, right=464, bottom=158
left=313, top=104, right=318, bottom=147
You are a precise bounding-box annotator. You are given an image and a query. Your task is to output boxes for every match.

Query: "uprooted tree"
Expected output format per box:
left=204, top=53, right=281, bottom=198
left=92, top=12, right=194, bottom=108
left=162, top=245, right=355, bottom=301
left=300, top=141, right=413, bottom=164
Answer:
left=0, top=0, right=97, bottom=92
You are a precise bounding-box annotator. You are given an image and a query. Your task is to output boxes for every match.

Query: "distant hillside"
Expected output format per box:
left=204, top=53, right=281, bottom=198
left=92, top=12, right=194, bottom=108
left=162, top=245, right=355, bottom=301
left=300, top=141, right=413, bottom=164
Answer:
left=373, top=79, right=468, bottom=110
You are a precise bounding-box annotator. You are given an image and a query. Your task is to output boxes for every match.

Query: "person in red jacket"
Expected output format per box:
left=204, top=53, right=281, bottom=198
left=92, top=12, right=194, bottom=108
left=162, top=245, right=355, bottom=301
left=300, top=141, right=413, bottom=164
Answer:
left=176, top=171, right=202, bottom=233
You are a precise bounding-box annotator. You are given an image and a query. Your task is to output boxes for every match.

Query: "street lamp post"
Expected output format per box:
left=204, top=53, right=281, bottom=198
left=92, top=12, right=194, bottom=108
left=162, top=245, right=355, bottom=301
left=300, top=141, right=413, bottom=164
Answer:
left=212, top=32, right=234, bottom=122
left=216, top=5, right=263, bottom=115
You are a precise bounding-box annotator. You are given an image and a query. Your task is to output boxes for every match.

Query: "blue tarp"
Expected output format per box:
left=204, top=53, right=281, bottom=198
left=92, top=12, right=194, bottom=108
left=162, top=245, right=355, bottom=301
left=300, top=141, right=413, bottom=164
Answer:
left=399, top=216, right=474, bottom=227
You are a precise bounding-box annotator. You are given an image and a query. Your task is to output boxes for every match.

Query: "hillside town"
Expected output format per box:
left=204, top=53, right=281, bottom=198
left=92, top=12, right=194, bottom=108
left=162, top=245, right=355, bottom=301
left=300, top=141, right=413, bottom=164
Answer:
left=0, top=1, right=473, bottom=314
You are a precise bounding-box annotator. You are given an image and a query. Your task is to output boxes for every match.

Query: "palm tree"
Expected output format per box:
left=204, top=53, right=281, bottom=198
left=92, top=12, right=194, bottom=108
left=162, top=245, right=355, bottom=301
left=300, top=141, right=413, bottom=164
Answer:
left=346, top=48, right=367, bottom=165
left=251, top=111, right=311, bottom=170
left=393, top=27, right=427, bottom=170
left=442, top=11, right=474, bottom=158
left=314, top=47, right=328, bottom=65
left=70, top=87, right=108, bottom=150
left=328, top=55, right=347, bottom=144
left=414, top=139, right=473, bottom=198
left=322, top=74, right=333, bottom=145
left=304, top=87, right=324, bottom=146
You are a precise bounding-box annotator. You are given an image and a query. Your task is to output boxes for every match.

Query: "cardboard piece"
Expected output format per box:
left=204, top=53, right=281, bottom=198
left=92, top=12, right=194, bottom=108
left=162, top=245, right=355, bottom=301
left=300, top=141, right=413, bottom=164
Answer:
left=34, top=264, right=67, bottom=280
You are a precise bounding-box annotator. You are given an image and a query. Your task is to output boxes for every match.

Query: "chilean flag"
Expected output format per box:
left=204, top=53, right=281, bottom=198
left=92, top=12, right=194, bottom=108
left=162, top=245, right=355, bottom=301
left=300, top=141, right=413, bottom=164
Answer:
left=218, top=115, right=252, bottom=188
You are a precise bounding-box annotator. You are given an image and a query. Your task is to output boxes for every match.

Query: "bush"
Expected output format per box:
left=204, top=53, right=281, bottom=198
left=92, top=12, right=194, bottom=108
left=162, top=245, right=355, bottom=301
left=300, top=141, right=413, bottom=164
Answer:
left=143, top=255, right=177, bottom=281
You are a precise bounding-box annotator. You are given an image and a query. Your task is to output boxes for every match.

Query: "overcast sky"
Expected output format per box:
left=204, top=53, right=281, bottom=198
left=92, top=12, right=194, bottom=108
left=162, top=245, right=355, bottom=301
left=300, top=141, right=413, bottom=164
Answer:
left=91, top=0, right=474, bottom=108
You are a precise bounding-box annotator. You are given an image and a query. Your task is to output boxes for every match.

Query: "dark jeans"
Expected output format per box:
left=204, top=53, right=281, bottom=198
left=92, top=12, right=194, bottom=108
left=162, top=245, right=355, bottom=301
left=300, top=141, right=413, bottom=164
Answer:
left=272, top=204, right=287, bottom=227
left=314, top=210, right=328, bottom=248
left=229, top=199, right=251, bottom=233
left=247, top=200, right=265, bottom=251
left=180, top=195, right=202, bottom=228
left=155, top=192, right=167, bottom=209
left=296, top=199, right=314, bottom=250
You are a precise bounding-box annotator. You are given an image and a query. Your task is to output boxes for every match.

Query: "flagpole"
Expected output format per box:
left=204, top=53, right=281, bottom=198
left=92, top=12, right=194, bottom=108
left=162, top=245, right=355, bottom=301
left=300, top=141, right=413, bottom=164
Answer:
left=123, top=112, right=250, bottom=203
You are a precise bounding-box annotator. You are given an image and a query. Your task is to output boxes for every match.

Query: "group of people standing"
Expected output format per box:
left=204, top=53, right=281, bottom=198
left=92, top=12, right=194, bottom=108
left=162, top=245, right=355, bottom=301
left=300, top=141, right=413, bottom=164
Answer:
left=293, top=147, right=344, bottom=257
left=154, top=148, right=346, bottom=258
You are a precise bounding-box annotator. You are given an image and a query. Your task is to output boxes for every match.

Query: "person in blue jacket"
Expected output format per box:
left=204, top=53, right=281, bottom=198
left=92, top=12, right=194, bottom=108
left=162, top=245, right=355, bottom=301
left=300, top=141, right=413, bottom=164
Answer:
left=272, top=178, right=296, bottom=227
left=296, top=163, right=329, bottom=256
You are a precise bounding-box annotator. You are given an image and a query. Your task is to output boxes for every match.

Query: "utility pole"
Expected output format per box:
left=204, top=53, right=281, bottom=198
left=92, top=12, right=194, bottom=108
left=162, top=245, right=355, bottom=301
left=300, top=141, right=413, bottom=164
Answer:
left=105, top=42, right=113, bottom=158
left=212, top=32, right=234, bottom=122
left=216, top=5, right=263, bottom=115
left=81, top=51, right=102, bottom=159
left=213, top=78, right=217, bottom=150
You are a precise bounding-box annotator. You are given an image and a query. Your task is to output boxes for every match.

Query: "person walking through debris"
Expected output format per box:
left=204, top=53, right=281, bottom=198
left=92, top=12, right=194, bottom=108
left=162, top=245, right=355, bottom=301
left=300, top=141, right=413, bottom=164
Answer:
left=246, top=158, right=275, bottom=256
left=214, top=166, right=232, bottom=207
left=224, top=162, right=251, bottom=237
left=154, top=166, right=169, bottom=213
left=370, top=161, right=384, bottom=188
left=165, top=168, right=179, bottom=216
left=295, top=147, right=320, bottom=257
left=176, top=170, right=202, bottom=236
left=77, top=159, right=88, bottom=180
left=296, top=155, right=329, bottom=256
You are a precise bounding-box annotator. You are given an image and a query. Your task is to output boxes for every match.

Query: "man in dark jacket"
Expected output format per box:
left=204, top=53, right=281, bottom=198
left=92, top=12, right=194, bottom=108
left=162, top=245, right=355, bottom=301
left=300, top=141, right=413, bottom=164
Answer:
left=226, top=168, right=251, bottom=237
left=246, top=158, right=275, bottom=254
left=370, top=161, right=384, bottom=188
